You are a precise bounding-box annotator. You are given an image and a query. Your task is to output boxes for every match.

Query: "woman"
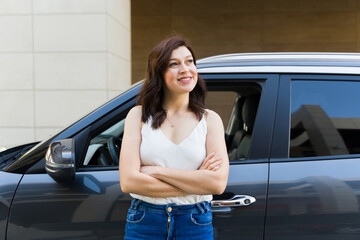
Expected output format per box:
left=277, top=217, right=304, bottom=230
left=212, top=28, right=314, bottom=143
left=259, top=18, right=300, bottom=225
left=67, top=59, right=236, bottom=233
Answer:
left=119, top=36, right=229, bottom=240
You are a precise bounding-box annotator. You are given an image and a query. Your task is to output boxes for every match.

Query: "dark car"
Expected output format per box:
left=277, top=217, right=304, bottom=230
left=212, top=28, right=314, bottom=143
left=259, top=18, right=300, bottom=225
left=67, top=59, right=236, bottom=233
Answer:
left=1, top=53, right=360, bottom=240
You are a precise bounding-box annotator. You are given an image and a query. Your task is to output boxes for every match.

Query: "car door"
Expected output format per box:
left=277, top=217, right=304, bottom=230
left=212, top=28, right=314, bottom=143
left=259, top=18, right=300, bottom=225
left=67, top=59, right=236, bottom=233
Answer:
left=265, top=74, right=360, bottom=240
left=203, top=74, right=278, bottom=239
left=7, top=74, right=279, bottom=240
left=7, top=98, right=136, bottom=240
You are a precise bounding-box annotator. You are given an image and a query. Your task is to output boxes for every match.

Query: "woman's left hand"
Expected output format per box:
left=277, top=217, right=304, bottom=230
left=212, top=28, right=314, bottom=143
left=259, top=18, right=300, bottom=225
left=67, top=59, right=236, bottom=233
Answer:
left=199, top=152, right=223, bottom=171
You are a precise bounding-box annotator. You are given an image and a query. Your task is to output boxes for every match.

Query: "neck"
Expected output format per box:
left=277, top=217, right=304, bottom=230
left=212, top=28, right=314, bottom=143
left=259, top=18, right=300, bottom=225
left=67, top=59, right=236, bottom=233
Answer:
left=163, top=92, right=190, bottom=114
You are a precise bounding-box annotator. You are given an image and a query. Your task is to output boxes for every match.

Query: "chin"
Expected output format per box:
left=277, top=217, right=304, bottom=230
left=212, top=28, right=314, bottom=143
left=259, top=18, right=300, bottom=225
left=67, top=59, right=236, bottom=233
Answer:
left=183, top=85, right=197, bottom=93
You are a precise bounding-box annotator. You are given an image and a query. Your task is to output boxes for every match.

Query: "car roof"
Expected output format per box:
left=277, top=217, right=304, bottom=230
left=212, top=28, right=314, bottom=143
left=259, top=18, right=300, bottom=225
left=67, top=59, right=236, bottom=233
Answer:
left=197, top=52, right=360, bottom=75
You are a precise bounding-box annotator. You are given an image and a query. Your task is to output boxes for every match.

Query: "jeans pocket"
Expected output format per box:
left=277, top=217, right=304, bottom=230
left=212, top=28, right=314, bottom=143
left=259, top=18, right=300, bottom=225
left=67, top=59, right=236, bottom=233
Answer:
left=126, top=208, right=146, bottom=223
left=190, top=211, right=212, bottom=226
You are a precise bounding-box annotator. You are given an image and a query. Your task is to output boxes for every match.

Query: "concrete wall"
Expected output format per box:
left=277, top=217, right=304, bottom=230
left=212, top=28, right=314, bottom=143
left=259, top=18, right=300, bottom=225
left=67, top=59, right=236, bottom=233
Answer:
left=0, top=0, right=131, bottom=149
left=131, top=0, right=360, bottom=83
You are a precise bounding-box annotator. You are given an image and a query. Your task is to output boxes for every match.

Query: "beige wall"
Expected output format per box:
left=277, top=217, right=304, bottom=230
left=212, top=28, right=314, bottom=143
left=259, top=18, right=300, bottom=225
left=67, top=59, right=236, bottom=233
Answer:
left=0, top=0, right=131, bottom=149
left=131, top=0, right=360, bottom=83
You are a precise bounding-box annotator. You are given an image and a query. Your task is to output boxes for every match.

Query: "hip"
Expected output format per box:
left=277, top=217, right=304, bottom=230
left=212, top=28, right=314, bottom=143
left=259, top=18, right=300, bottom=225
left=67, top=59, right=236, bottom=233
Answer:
left=125, top=199, right=213, bottom=240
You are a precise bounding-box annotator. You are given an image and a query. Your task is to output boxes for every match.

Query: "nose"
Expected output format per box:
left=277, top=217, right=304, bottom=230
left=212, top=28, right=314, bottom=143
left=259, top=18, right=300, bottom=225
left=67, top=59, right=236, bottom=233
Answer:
left=179, top=63, right=190, bottom=73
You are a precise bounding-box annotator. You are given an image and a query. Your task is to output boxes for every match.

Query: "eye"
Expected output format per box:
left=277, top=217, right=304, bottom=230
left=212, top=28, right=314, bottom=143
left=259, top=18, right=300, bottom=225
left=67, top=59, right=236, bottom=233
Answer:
left=169, top=62, right=178, bottom=67
left=187, top=59, right=194, bottom=64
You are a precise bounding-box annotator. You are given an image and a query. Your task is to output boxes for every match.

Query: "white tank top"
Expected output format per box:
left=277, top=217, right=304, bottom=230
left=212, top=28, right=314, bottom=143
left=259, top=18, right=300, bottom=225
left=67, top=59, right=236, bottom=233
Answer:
left=130, top=113, right=213, bottom=205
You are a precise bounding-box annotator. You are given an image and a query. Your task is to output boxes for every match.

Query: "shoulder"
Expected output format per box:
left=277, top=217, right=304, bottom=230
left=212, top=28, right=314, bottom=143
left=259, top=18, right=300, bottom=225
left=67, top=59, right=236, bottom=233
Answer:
left=205, top=109, right=222, bottom=124
left=126, top=106, right=142, bottom=125
left=205, top=109, right=223, bottom=130
left=127, top=105, right=142, bottom=117
left=123, top=106, right=142, bottom=146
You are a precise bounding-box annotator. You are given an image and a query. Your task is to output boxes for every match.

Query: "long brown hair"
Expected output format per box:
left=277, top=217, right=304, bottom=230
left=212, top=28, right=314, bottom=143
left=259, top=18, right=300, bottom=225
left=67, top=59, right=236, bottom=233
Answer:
left=136, top=36, right=207, bottom=129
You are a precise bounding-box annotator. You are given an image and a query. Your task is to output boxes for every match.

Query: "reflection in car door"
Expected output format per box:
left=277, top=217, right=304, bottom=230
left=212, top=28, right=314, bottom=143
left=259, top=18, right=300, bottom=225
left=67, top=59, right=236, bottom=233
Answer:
left=265, top=75, right=360, bottom=240
left=7, top=107, right=135, bottom=239
left=7, top=169, right=130, bottom=239
left=204, top=74, right=279, bottom=239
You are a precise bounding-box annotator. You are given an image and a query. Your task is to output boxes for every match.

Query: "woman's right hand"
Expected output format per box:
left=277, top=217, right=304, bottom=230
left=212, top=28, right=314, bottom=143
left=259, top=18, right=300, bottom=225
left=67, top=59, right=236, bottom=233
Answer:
left=199, top=152, right=223, bottom=171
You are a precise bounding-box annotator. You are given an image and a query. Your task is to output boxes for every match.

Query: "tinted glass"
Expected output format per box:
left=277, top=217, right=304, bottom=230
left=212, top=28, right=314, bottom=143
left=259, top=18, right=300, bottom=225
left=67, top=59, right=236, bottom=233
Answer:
left=83, top=119, right=125, bottom=166
left=205, top=91, right=237, bottom=129
left=290, top=80, right=360, bottom=158
left=205, top=89, right=261, bottom=161
left=83, top=88, right=260, bottom=166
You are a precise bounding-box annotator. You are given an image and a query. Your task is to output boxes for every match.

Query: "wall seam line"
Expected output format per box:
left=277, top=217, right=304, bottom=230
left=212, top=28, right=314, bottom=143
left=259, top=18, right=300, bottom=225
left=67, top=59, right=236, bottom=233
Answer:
left=31, top=0, right=36, bottom=142
left=106, top=1, right=109, bottom=100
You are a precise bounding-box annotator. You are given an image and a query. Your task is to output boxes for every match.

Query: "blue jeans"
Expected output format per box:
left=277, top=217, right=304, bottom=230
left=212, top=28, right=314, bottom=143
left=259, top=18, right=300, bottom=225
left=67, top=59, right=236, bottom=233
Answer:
left=125, top=199, right=213, bottom=240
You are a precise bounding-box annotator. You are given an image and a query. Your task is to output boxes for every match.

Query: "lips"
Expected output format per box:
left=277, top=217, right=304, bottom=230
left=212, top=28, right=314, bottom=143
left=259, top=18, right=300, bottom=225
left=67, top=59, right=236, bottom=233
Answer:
left=178, top=76, right=192, bottom=84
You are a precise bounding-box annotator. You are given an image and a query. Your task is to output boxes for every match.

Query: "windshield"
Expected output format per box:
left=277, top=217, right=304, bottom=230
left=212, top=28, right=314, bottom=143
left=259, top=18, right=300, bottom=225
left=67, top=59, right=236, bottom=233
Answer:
left=0, top=142, right=39, bottom=169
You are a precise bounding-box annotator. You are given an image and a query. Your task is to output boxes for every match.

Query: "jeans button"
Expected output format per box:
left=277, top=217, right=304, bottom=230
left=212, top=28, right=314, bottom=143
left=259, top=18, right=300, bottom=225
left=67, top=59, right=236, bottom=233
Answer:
left=167, top=207, right=172, bottom=212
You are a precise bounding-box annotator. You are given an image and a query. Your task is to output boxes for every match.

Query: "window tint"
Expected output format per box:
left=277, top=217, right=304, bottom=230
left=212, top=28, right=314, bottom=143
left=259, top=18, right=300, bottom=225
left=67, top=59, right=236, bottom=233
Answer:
left=290, top=80, right=360, bottom=158
left=83, top=86, right=262, bottom=166
left=206, top=87, right=261, bottom=161
left=205, top=91, right=237, bottom=129
left=83, top=119, right=125, bottom=166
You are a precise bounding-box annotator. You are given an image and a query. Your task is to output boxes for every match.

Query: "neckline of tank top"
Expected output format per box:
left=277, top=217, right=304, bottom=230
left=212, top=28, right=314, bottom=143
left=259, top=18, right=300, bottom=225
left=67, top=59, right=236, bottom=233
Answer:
left=145, top=115, right=206, bottom=146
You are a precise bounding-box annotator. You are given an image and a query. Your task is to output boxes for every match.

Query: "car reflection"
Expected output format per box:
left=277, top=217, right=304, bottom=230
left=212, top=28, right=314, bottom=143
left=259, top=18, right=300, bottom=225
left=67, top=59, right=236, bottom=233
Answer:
left=7, top=171, right=130, bottom=239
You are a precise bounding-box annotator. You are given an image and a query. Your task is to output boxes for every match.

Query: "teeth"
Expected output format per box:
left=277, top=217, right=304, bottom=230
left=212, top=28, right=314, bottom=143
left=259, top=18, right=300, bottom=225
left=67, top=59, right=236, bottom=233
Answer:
left=179, top=77, right=191, bottom=81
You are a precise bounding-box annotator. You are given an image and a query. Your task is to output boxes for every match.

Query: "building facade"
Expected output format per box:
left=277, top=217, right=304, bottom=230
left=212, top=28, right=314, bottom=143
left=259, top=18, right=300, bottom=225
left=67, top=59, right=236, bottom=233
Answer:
left=0, top=0, right=131, bottom=148
left=2, top=0, right=360, bottom=148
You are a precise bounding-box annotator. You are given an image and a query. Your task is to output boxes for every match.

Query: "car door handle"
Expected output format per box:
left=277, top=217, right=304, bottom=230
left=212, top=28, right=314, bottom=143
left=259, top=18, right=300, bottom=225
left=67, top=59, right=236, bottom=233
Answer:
left=211, top=195, right=256, bottom=207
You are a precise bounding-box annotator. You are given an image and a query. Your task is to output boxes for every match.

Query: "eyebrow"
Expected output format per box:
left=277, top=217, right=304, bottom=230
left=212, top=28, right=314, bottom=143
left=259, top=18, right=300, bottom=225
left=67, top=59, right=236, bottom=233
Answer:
left=169, top=55, right=193, bottom=61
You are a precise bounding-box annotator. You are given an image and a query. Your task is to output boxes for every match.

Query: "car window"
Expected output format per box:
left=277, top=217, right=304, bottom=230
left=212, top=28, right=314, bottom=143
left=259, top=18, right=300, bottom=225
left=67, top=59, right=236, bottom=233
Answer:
left=83, top=85, right=262, bottom=166
left=205, top=91, right=237, bottom=129
left=83, top=119, right=125, bottom=166
left=290, top=80, right=360, bottom=158
left=206, top=86, right=262, bottom=161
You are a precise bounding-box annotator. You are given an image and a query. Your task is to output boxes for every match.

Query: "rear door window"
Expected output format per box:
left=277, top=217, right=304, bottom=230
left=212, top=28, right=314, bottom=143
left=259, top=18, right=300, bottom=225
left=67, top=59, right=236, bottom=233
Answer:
left=290, top=80, right=360, bottom=158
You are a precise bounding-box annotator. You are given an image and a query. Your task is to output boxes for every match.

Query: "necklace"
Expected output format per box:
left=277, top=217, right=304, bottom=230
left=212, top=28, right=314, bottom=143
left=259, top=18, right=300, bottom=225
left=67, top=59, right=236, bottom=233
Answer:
left=166, top=116, right=176, bottom=127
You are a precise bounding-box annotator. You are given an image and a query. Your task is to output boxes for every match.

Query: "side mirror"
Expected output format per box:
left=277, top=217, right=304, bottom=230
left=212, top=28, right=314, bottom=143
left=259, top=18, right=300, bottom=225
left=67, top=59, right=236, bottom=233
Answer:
left=45, top=139, right=75, bottom=184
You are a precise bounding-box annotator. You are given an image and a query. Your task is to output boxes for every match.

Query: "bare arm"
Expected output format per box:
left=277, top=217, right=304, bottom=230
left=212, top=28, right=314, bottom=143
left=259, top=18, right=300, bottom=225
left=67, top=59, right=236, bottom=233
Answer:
left=119, top=106, right=188, bottom=197
left=142, top=110, right=229, bottom=195
left=142, top=167, right=225, bottom=195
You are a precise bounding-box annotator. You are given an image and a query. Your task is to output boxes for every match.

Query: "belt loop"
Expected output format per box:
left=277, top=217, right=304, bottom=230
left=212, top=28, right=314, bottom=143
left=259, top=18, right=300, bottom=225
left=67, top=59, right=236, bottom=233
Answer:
left=196, top=202, right=205, bottom=214
left=131, top=199, right=142, bottom=210
left=204, top=201, right=210, bottom=212
left=201, top=201, right=209, bottom=212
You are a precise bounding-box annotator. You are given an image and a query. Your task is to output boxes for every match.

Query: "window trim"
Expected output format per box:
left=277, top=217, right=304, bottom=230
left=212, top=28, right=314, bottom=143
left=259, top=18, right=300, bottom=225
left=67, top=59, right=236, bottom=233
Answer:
left=77, top=97, right=137, bottom=171
left=270, top=74, right=360, bottom=162
left=202, top=73, right=279, bottom=164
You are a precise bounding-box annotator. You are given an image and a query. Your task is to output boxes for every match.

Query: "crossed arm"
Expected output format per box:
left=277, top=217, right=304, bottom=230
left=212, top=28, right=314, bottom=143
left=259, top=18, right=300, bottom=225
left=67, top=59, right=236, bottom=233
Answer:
left=119, top=106, right=229, bottom=197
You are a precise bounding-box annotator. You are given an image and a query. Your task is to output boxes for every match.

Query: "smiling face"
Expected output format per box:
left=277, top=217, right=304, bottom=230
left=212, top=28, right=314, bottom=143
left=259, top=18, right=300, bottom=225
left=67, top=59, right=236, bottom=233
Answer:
left=163, top=46, right=198, bottom=95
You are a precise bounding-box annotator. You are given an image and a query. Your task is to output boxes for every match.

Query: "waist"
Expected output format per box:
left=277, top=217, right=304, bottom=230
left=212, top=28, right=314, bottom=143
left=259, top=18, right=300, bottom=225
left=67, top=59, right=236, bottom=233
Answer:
left=130, top=198, right=211, bottom=214
left=130, top=193, right=212, bottom=205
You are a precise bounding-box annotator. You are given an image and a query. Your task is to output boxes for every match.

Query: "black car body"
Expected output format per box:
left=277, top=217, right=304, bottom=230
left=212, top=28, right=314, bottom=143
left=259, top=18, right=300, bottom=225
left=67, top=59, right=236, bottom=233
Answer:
left=1, top=53, right=360, bottom=239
